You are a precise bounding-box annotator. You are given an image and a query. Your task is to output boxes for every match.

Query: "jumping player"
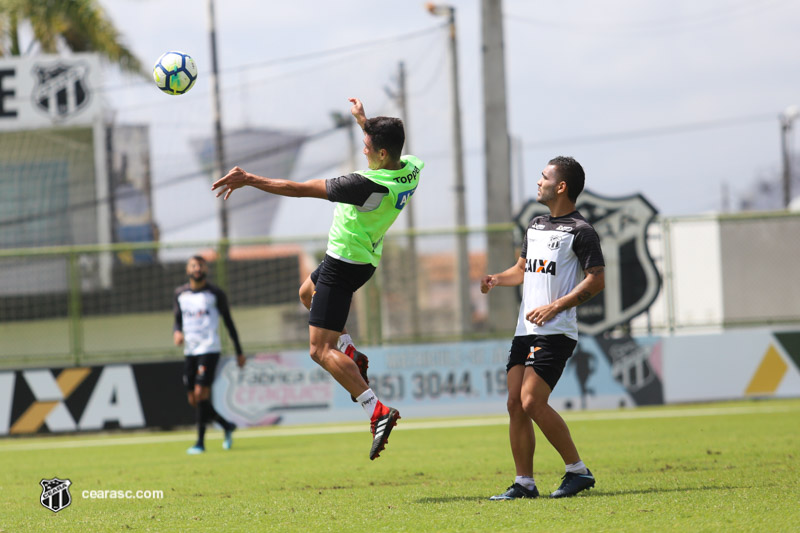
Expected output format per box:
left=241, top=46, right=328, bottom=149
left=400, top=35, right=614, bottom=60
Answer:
left=211, top=98, right=423, bottom=460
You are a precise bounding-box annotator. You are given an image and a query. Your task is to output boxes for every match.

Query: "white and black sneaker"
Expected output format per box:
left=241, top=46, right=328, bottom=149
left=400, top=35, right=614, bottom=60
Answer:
left=550, top=469, right=595, bottom=498
left=369, top=405, right=400, bottom=460
left=489, top=483, right=539, bottom=500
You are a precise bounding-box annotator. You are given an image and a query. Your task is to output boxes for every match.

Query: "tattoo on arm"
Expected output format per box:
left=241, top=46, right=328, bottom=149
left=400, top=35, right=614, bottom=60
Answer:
left=577, top=290, right=593, bottom=304
left=586, top=266, right=605, bottom=275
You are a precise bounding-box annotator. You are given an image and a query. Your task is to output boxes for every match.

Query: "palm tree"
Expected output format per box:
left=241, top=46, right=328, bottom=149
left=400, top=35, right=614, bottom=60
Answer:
left=0, top=0, right=143, bottom=75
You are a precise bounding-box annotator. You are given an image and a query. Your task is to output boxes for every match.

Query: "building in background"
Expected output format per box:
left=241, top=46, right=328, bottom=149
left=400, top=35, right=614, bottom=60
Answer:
left=107, top=124, right=158, bottom=264
left=0, top=53, right=112, bottom=294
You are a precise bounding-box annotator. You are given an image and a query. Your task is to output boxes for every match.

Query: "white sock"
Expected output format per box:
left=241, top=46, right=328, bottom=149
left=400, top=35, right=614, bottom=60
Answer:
left=565, top=460, right=588, bottom=475
left=337, top=333, right=354, bottom=354
left=356, top=388, right=378, bottom=419
left=514, top=476, right=536, bottom=490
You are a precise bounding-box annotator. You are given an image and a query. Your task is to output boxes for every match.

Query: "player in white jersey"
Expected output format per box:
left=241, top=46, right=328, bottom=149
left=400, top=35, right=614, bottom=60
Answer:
left=481, top=156, right=605, bottom=500
left=173, top=255, right=245, bottom=454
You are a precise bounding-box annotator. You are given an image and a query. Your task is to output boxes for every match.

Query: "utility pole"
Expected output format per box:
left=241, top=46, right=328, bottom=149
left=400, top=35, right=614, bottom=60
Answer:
left=481, top=0, right=517, bottom=332
left=780, top=105, right=799, bottom=209
left=512, top=135, right=525, bottom=212
left=208, top=0, right=229, bottom=242
left=427, top=3, right=471, bottom=337
left=391, top=61, right=422, bottom=339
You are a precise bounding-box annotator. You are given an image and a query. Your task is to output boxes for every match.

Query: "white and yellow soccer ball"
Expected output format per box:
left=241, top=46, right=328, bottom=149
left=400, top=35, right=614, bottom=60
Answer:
left=153, top=51, right=198, bottom=95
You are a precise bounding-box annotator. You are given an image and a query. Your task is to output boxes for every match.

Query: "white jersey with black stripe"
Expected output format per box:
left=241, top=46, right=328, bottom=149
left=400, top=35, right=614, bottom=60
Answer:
left=516, top=210, right=604, bottom=340
left=173, top=282, right=242, bottom=357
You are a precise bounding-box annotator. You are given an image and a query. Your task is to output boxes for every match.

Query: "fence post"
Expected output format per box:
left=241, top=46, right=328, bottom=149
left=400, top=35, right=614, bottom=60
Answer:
left=365, top=274, right=383, bottom=345
left=67, top=251, right=84, bottom=365
left=216, top=239, right=231, bottom=354
left=662, top=218, right=676, bottom=334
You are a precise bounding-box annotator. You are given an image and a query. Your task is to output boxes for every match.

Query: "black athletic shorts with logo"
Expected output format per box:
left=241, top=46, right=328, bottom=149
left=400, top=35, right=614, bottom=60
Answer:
left=309, top=254, right=376, bottom=332
left=507, top=334, right=578, bottom=390
left=183, top=353, right=221, bottom=390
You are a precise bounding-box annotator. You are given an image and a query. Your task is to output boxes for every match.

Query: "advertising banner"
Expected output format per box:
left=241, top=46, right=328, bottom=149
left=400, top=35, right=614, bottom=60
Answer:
left=662, top=330, right=800, bottom=403
left=211, top=339, right=641, bottom=428
left=2, top=330, right=797, bottom=436
left=0, top=361, right=192, bottom=436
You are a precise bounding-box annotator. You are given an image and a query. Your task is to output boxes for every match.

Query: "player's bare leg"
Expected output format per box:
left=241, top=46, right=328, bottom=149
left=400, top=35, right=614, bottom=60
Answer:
left=520, top=370, right=578, bottom=464
left=301, top=276, right=369, bottom=400
left=309, top=325, right=398, bottom=460
left=309, top=326, right=367, bottom=396
left=188, top=384, right=235, bottom=454
left=298, top=276, right=315, bottom=311
left=507, top=365, right=534, bottom=477
left=489, top=365, right=539, bottom=500
left=520, top=369, right=594, bottom=498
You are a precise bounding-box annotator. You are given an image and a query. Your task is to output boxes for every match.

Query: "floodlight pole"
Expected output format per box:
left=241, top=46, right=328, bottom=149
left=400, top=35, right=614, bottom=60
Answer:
left=427, top=3, right=471, bottom=337
left=481, top=0, right=517, bottom=332
left=394, top=60, right=421, bottom=339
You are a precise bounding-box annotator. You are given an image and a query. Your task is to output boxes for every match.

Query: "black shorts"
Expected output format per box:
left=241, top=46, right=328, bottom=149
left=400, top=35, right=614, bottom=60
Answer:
left=183, top=353, right=221, bottom=390
left=507, top=334, right=577, bottom=390
left=308, top=254, right=376, bottom=332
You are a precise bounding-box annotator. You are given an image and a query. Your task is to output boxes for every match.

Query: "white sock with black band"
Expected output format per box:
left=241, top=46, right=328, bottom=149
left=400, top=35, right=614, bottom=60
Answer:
left=565, top=460, right=589, bottom=475
left=515, top=476, right=536, bottom=490
left=356, top=389, right=378, bottom=419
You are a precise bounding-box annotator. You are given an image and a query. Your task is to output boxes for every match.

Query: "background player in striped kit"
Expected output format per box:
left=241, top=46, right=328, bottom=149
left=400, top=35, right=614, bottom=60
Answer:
left=481, top=156, right=605, bottom=499
left=174, top=255, right=246, bottom=454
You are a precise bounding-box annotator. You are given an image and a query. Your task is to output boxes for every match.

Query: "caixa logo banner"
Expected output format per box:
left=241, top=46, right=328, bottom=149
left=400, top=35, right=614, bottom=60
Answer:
left=0, top=361, right=194, bottom=435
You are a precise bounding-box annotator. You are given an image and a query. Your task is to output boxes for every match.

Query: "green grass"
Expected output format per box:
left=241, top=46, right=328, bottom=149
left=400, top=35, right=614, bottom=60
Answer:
left=2, top=399, right=799, bottom=532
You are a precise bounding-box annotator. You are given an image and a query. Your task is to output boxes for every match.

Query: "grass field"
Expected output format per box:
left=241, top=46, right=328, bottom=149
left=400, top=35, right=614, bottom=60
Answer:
left=2, top=399, right=799, bottom=532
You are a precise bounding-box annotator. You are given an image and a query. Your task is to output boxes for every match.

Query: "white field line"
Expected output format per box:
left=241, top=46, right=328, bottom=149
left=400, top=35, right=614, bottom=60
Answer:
left=0, top=403, right=797, bottom=453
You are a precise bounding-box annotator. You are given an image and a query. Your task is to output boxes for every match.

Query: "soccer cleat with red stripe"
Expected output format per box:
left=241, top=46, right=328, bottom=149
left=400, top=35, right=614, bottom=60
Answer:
left=369, top=405, right=400, bottom=460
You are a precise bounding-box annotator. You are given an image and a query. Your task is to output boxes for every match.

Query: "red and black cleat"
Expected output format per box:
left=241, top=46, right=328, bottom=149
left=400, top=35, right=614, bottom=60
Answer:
left=369, top=406, right=400, bottom=460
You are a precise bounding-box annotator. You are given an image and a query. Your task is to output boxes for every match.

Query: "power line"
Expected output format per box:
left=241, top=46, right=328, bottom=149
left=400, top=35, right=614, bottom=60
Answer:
left=0, top=111, right=779, bottom=230
left=97, top=23, right=446, bottom=94
left=419, top=112, right=778, bottom=160
left=522, top=113, right=777, bottom=150
left=505, top=0, right=793, bottom=35
left=0, top=124, right=344, bottom=229
left=229, top=23, right=446, bottom=74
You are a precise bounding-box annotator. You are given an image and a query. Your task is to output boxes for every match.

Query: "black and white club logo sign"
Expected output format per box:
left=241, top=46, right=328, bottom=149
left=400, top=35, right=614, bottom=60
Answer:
left=40, top=477, right=72, bottom=513
left=32, top=62, right=90, bottom=121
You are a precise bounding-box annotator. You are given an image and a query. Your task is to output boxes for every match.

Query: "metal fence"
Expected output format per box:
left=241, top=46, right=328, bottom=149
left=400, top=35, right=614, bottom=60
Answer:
left=2, top=212, right=799, bottom=368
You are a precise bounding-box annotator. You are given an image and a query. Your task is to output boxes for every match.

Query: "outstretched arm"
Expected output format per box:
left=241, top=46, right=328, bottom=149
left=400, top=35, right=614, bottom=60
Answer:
left=212, top=167, right=328, bottom=201
left=172, top=292, right=184, bottom=346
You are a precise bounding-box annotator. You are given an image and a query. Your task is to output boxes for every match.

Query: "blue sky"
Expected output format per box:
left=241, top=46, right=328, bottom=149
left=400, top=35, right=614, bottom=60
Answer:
left=95, top=0, right=800, bottom=242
